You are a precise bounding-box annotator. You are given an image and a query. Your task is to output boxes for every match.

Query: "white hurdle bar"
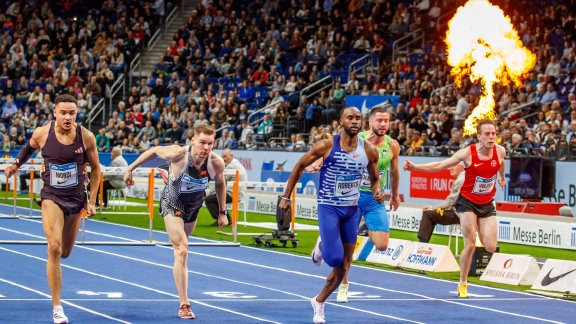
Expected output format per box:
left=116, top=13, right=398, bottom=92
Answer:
left=0, top=162, right=295, bottom=246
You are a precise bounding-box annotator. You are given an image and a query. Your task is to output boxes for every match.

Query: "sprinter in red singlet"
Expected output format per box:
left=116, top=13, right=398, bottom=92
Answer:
left=403, top=119, right=506, bottom=298
left=5, top=94, right=101, bottom=324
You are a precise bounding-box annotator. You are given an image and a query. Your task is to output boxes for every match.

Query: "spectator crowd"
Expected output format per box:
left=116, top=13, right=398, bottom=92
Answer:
left=2, top=0, right=576, bottom=161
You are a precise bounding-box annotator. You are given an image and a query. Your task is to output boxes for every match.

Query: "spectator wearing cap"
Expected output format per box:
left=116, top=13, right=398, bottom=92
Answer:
left=406, top=130, right=423, bottom=155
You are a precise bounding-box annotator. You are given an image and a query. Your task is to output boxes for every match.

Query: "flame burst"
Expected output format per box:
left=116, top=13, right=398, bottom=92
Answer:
left=446, top=0, right=536, bottom=135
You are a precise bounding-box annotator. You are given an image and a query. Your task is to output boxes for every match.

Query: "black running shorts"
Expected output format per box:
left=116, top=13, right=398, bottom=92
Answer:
left=40, top=187, right=87, bottom=217
left=454, top=195, right=496, bottom=218
left=159, top=200, right=202, bottom=223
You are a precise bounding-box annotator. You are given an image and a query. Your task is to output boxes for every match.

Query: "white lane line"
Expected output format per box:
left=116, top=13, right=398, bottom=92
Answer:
left=1, top=222, right=569, bottom=323
left=0, top=246, right=280, bottom=324
left=77, top=245, right=422, bottom=323
left=0, top=278, right=130, bottom=323
left=0, top=297, right=553, bottom=302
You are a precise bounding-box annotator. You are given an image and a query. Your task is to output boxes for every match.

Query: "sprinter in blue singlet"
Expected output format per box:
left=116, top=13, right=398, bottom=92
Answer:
left=278, top=107, right=384, bottom=324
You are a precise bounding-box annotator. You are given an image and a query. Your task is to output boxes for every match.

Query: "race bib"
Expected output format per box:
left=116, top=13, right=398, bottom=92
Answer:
left=335, top=175, right=361, bottom=198
left=472, top=174, right=496, bottom=195
left=180, top=173, right=208, bottom=193
left=49, top=162, right=78, bottom=188
left=360, top=169, right=383, bottom=188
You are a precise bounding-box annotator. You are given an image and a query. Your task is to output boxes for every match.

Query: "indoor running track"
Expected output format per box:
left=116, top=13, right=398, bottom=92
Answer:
left=0, top=209, right=574, bottom=323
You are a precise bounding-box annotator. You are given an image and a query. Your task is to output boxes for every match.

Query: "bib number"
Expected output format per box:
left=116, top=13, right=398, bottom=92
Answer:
left=180, top=174, right=208, bottom=193
left=335, top=175, right=361, bottom=198
left=360, top=170, right=383, bottom=188
left=472, top=174, right=496, bottom=195
left=49, top=163, right=78, bottom=188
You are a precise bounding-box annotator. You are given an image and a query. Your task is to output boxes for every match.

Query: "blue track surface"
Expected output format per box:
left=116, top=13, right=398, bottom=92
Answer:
left=0, top=204, right=574, bottom=323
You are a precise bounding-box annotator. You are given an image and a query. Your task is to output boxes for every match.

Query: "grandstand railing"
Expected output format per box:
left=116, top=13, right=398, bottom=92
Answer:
left=128, top=53, right=141, bottom=92
left=87, top=98, right=106, bottom=130
left=430, top=83, right=454, bottom=98
left=391, top=28, right=425, bottom=65
left=147, top=29, right=162, bottom=68
left=164, top=6, right=178, bottom=39
left=109, top=74, right=125, bottom=118
left=299, top=75, right=334, bottom=107
left=498, top=100, right=540, bottom=119
left=347, top=54, right=371, bottom=82
left=178, top=0, right=186, bottom=18
left=247, top=99, right=284, bottom=127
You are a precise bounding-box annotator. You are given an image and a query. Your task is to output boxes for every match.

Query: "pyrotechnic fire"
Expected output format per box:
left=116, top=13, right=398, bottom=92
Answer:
left=445, top=0, right=536, bottom=135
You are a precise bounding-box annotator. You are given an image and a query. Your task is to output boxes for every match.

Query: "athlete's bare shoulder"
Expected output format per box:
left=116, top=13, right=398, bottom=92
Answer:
left=30, top=123, right=51, bottom=147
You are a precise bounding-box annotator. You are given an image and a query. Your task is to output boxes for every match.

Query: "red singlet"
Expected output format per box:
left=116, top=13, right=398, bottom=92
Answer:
left=460, top=144, right=501, bottom=205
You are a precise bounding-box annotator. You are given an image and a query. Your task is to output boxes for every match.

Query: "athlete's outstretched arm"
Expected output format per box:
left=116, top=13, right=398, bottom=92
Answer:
left=404, top=147, right=469, bottom=173
left=278, top=140, right=332, bottom=211
left=83, top=128, right=101, bottom=217
left=124, top=145, right=186, bottom=187
left=389, top=139, right=401, bottom=211
left=209, top=152, right=229, bottom=228
left=5, top=126, right=46, bottom=178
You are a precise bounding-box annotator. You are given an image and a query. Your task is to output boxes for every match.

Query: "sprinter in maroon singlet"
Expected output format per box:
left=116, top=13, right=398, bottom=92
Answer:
left=403, top=119, right=506, bottom=299
left=5, top=94, right=101, bottom=324
left=123, top=124, right=227, bottom=320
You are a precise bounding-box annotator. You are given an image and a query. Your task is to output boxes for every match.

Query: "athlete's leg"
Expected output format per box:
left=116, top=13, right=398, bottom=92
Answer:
left=61, top=213, right=82, bottom=258
left=164, top=214, right=196, bottom=306
left=41, top=200, right=66, bottom=308
left=317, top=242, right=356, bottom=303
left=316, top=206, right=358, bottom=303
left=456, top=211, right=478, bottom=283
left=477, top=215, right=497, bottom=253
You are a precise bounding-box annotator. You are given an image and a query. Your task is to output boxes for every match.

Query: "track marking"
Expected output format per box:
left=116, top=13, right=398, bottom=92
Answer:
left=1, top=220, right=572, bottom=323
left=75, top=245, right=422, bottom=323
left=0, top=246, right=280, bottom=324
left=0, top=277, right=130, bottom=323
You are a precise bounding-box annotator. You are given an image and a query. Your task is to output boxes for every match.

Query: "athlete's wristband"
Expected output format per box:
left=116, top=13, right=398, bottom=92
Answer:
left=278, top=195, right=291, bottom=202
left=219, top=210, right=228, bottom=216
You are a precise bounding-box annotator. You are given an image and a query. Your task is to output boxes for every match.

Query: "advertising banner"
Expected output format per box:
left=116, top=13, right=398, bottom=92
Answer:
left=480, top=253, right=540, bottom=285
left=399, top=242, right=460, bottom=272
left=345, top=95, right=401, bottom=114
left=366, top=239, right=413, bottom=267
left=409, top=169, right=454, bottom=200
left=531, top=259, right=576, bottom=293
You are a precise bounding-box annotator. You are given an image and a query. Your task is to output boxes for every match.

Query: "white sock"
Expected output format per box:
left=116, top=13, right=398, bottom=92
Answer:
left=340, top=283, right=349, bottom=288
left=460, top=281, right=467, bottom=285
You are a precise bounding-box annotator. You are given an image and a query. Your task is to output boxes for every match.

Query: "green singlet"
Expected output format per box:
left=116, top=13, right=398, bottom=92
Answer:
left=358, top=131, right=392, bottom=192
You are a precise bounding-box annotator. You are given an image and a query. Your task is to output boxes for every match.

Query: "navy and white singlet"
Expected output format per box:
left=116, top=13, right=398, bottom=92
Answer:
left=317, top=134, right=369, bottom=206
left=160, top=146, right=211, bottom=222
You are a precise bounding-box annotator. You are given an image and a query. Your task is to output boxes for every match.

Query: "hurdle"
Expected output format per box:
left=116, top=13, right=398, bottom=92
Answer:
left=0, top=163, right=244, bottom=247
left=216, top=173, right=300, bottom=236
left=0, top=158, right=43, bottom=219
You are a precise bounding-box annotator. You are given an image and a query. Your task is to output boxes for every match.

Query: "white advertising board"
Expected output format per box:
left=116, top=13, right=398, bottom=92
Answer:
left=399, top=242, right=460, bottom=272
left=480, top=253, right=540, bottom=286
left=531, top=259, right=576, bottom=293
left=366, top=238, right=413, bottom=267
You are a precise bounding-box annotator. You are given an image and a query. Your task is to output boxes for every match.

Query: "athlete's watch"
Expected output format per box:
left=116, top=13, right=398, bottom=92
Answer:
left=219, top=210, right=228, bottom=216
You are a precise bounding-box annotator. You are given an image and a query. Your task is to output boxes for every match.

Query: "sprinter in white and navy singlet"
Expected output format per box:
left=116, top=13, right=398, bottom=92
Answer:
left=277, top=107, right=384, bottom=323
left=123, top=125, right=227, bottom=319
left=317, top=134, right=369, bottom=206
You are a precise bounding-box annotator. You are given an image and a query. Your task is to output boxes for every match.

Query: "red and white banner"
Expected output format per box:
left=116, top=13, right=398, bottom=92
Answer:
left=409, top=169, right=454, bottom=200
